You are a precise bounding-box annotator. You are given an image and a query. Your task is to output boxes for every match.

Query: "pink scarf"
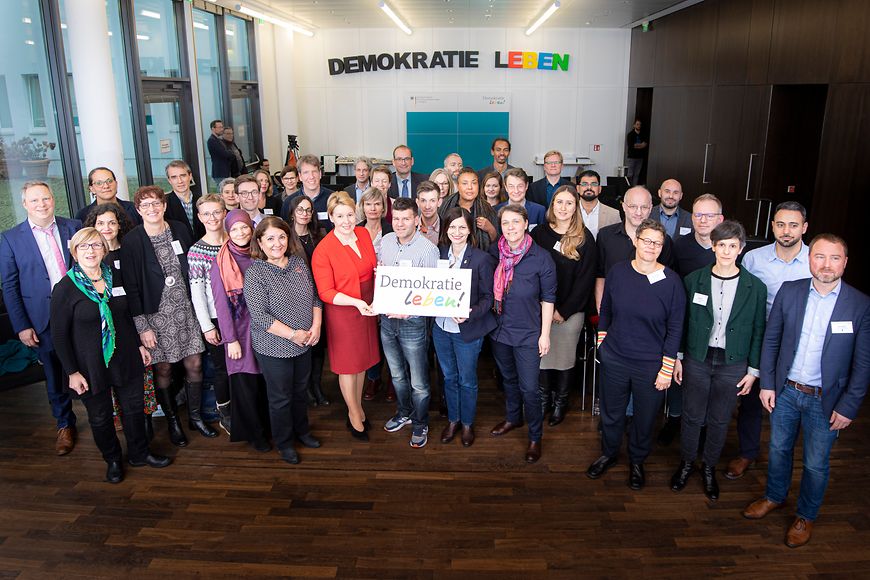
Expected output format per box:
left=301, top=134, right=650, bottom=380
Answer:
left=493, top=233, right=533, bottom=314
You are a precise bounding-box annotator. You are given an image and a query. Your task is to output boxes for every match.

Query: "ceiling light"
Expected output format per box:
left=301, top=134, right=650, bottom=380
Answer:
left=140, top=9, right=161, bottom=19
left=526, top=1, right=560, bottom=36
left=225, top=29, right=235, bottom=36
left=193, top=22, right=210, bottom=30
left=379, top=1, right=412, bottom=35
left=137, top=34, right=150, bottom=40
left=236, top=4, right=314, bottom=37
left=22, top=17, right=32, bottom=23
left=25, top=40, right=35, bottom=45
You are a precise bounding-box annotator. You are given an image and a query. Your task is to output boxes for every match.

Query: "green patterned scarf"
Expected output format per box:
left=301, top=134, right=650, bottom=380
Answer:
left=68, top=263, right=116, bottom=367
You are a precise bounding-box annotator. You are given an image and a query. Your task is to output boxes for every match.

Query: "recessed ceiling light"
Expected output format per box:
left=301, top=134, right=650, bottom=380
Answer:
left=22, top=17, right=32, bottom=23
left=140, top=9, right=160, bottom=19
left=136, top=34, right=150, bottom=40
left=25, top=40, right=35, bottom=45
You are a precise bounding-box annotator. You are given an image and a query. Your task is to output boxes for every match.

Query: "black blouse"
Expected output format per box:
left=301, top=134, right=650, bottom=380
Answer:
left=531, top=222, right=598, bottom=318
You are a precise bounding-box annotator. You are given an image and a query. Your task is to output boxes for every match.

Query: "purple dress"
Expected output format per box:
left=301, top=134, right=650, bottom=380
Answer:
left=210, top=254, right=260, bottom=375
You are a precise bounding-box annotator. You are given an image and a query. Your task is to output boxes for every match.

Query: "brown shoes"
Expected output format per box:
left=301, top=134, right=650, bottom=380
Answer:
left=55, top=426, right=76, bottom=456
left=461, top=425, right=475, bottom=447
left=440, top=421, right=460, bottom=443
left=725, top=456, right=754, bottom=480
left=490, top=420, right=523, bottom=437
left=785, top=517, right=813, bottom=548
left=362, top=378, right=379, bottom=401
left=525, top=441, right=542, bottom=463
left=742, top=497, right=784, bottom=519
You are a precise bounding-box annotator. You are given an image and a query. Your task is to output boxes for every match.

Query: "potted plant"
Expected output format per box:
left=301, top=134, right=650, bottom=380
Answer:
left=7, top=137, right=56, bottom=179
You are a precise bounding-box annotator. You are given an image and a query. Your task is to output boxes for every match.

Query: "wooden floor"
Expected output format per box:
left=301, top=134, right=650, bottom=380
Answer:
left=2, top=368, right=870, bottom=579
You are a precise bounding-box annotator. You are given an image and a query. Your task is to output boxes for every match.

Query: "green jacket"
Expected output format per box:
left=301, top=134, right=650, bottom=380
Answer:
left=682, top=265, right=767, bottom=369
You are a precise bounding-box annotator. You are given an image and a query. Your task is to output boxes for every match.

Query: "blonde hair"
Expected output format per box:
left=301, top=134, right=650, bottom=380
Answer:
left=356, top=187, right=387, bottom=221
left=545, top=185, right=586, bottom=261
left=69, top=227, right=109, bottom=262
left=429, top=168, right=455, bottom=197
left=327, top=190, right=356, bottom=216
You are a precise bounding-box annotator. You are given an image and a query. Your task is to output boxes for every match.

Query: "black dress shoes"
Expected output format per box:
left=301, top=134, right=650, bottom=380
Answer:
left=106, top=461, right=124, bottom=484
left=670, top=460, right=695, bottom=491
left=702, top=463, right=720, bottom=501
left=297, top=433, right=321, bottom=448
left=279, top=447, right=300, bottom=464
left=347, top=418, right=369, bottom=441
left=252, top=439, right=272, bottom=452
left=628, top=463, right=645, bottom=490
left=490, top=420, right=523, bottom=437
left=586, top=455, right=617, bottom=479
left=128, top=454, right=172, bottom=468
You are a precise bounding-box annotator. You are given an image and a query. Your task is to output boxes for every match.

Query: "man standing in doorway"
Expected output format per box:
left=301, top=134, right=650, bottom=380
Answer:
left=626, top=119, right=648, bottom=186
left=207, top=119, right=234, bottom=181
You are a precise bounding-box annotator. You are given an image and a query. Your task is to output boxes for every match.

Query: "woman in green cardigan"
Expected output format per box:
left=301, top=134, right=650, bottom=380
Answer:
left=671, top=221, right=767, bottom=501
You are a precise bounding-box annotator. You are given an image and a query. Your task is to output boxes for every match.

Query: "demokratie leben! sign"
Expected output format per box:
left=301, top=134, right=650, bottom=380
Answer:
left=373, top=266, right=472, bottom=318
left=328, top=50, right=570, bottom=75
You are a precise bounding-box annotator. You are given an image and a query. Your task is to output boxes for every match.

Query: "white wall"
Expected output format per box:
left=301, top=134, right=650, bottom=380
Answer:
left=263, top=27, right=631, bottom=181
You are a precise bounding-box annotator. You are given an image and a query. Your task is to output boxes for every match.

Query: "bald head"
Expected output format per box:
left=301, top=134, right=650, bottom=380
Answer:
left=623, top=186, right=653, bottom=228
left=658, top=179, right=683, bottom=212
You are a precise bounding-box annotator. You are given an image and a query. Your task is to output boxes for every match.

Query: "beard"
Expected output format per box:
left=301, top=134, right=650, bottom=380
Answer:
left=776, top=236, right=799, bottom=248
left=580, top=190, right=598, bottom=201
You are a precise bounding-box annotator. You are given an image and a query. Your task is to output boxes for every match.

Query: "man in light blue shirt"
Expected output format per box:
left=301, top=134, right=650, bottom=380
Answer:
left=725, top=201, right=811, bottom=480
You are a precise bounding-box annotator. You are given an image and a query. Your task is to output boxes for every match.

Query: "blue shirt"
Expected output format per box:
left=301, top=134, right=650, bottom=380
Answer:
left=788, top=280, right=841, bottom=388
left=742, top=242, right=810, bottom=316
left=545, top=180, right=560, bottom=206
left=656, top=207, right=679, bottom=238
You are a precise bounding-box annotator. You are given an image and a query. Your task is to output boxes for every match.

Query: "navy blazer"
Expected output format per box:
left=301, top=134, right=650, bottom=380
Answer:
left=439, top=245, right=498, bottom=342
left=528, top=176, right=571, bottom=207
left=761, top=278, right=870, bottom=421
left=208, top=134, right=234, bottom=179
left=0, top=217, right=81, bottom=341
left=388, top=172, right=427, bottom=200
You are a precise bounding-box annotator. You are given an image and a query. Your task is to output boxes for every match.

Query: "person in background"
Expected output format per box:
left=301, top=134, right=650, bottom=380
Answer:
left=219, top=177, right=240, bottom=211
left=417, top=181, right=442, bottom=246
left=371, top=164, right=395, bottom=222
left=497, top=168, right=547, bottom=229
left=439, top=167, right=498, bottom=251
left=481, top=171, right=506, bottom=209
left=282, top=155, right=334, bottom=231
left=488, top=204, right=557, bottom=464
left=430, top=168, right=455, bottom=203
left=444, top=153, right=463, bottom=184
left=626, top=118, right=648, bottom=186
left=651, top=179, right=692, bottom=240
left=477, top=137, right=514, bottom=182
left=245, top=217, right=323, bottom=464
left=237, top=175, right=267, bottom=227
left=164, top=160, right=204, bottom=240
left=343, top=157, right=372, bottom=203
left=222, top=126, right=245, bottom=178
left=51, top=228, right=171, bottom=483
left=388, top=145, right=427, bottom=200
left=207, top=119, right=234, bottom=180
left=576, top=169, right=620, bottom=240
left=279, top=165, right=300, bottom=202
left=529, top=150, right=571, bottom=207
left=254, top=168, right=283, bottom=217
left=76, top=167, right=141, bottom=226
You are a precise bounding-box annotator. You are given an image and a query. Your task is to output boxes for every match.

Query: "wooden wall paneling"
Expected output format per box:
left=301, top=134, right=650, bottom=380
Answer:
left=678, top=87, right=714, bottom=195
left=746, top=0, right=775, bottom=84
left=768, top=0, right=837, bottom=84
left=647, top=86, right=683, bottom=188
left=706, top=86, right=747, bottom=209
left=714, top=0, right=753, bottom=85
left=735, top=85, right=773, bottom=230
left=832, top=0, right=870, bottom=83
left=654, top=2, right=717, bottom=86
left=629, top=26, right=656, bottom=87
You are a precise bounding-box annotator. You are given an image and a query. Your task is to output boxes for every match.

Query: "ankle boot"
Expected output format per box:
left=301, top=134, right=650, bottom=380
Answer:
left=144, top=413, right=154, bottom=442
left=156, top=388, right=188, bottom=447
left=670, top=460, right=695, bottom=491
left=538, top=369, right=552, bottom=419
left=549, top=370, right=571, bottom=426
left=216, top=401, right=231, bottom=436
left=310, top=379, right=331, bottom=406
left=702, top=463, right=720, bottom=501
left=186, top=382, right=218, bottom=438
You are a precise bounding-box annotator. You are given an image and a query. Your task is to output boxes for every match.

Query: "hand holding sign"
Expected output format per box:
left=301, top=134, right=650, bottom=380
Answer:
left=373, top=266, right=472, bottom=318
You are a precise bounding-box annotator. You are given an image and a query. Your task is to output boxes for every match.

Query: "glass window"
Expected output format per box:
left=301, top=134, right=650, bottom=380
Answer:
left=0, top=0, right=74, bottom=227
left=135, top=0, right=182, bottom=78
left=225, top=15, right=253, bottom=81
left=193, top=8, right=224, bottom=189
left=230, top=95, right=255, bottom=164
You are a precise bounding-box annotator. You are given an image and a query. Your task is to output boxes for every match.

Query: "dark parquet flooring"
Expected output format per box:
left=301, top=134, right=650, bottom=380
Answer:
left=1, top=365, right=870, bottom=579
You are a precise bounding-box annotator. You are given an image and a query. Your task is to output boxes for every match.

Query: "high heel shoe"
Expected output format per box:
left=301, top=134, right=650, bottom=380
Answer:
left=362, top=418, right=371, bottom=432
left=346, top=418, right=369, bottom=441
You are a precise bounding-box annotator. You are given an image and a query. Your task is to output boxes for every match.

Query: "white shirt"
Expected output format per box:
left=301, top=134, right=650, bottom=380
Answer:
left=28, top=218, right=65, bottom=288
left=580, top=202, right=601, bottom=239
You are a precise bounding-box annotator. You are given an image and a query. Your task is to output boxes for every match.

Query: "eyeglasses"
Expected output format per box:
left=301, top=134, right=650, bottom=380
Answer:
left=76, top=242, right=104, bottom=251
left=625, top=204, right=651, bottom=212
left=295, top=207, right=313, bottom=215
left=92, top=178, right=115, bottom=187
left=281, top=176, right=297, bottom=181
left=199, top=210, right=225, bottom=219
left=694, top=212, right=722, bottom=220
left=238, top=190, right=260, bottom=198
left=138, top=201, right=163, bottom=209
left=393, top=157, right=412, bottom=163
left=578, top=181, right=599, bottom=188
left=637, top=237, right=664, bottom=248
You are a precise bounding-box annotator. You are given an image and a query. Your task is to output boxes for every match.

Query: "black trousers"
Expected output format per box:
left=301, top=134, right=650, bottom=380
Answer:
left=205, top=319, right=231, bottom=404
left=599, top=348, right=665, bottom=464
left=229, top=372, right=269, bottom=444
left=82, top=382, right=148, bottom=463
left=255, top=350, right=312, bottom=451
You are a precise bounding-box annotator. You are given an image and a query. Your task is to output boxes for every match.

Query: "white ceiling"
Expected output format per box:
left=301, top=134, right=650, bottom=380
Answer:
left=253, top=0, right=693, bottom=30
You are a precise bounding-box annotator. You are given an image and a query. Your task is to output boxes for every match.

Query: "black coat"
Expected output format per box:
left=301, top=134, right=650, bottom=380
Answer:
left=208, top=134, right=235, bottom=179
left=438, top=245, right=497, bottom=342
left=165, top=190, right=205, bottom=240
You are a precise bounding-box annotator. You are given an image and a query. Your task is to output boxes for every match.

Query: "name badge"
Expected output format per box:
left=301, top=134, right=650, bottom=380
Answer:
left=399, top=260, right=412, bottom=268
left=437, top=259, right=450, bottom=269
left=66, top=240, right=72, bottom=249
left=264, top=209, right=274, bottom=215
left=693, top=292, right=709, bottom=306
left=111, top=286, right=126, bottom=297
left=165, top=276, right=176, bottom=287
left=647, top=269, right=666, bottom=284
left=831, top=321, right=853, bottom=334
left=171, top=240, right=183, bottom=255
left=529, top=223, right=538, bottom=231
left=113, top=260, right=121, bottom=270
left=679, top=227, right=692, bottom=236
left=553, top=241, right=562, bottom=252
left=317, top=211, right=329, bottom=221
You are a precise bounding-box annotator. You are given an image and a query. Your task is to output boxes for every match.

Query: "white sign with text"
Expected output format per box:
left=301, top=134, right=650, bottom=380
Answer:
left=373, top=266, right=472, bottom=318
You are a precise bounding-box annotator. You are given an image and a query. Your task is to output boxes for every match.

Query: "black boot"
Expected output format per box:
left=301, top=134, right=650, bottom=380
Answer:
left=216, top=401, right=231, bottom=436
left=186, top=382, right=218, bottom=438
left=549, top=370, right=571, bottom=426
left=702, top=463, right=720, bottom=501
left=538, top=369, right=552, bottom=420
left=156, top=388, right=188, bottom=447
left=670, top=460, right=695, bottom=491
left=144, top=413, right=154, bottom=442
left=310, top=380, right=330, bottom=407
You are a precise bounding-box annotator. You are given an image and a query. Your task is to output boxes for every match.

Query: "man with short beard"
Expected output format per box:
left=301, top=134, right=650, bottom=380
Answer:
left=651, top=179, right=692, bottom=240
left=575, top=169, right=620, bottom=240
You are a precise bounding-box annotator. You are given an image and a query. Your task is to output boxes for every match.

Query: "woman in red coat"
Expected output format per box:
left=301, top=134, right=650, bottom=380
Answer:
left=311, top=191, right=379, bottom=441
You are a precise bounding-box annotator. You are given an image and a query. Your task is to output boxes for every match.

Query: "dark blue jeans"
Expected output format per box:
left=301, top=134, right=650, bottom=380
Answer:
left=432, top=325, right=483, bottom=426
left=735, top=381, right=764, bottom=460
left=765, top=384, right=839, bottom=521
left=491, top=341, right=543, bottom=442
left=37, top=333, right=76, bottom=429
left=380, top=316, right=430, bottom=427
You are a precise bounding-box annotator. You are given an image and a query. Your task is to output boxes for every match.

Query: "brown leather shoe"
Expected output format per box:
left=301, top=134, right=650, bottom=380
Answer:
left=525, top=440, right=542, bottom=463
left=742, top=497, right=783, bottom=519
left=55, top=426, right=76, bottom=456
left=785, top=517, right=813, bottom=548
left=440, top=421, right=460, bottom=443
left=385, top=380, right=396, bottom=403
left=362, top=378, right=380, bottom=401
left=461, top=424, right=475, bottom=447
left=490, top=420, right=523, bottom=437
left=725, top=457, right=754, bottom=480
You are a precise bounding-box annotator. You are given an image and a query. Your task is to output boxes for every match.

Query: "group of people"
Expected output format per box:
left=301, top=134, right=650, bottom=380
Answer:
left=1, top=136, right=867, bottom=550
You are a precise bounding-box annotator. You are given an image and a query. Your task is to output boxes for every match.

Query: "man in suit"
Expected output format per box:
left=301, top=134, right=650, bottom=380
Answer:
left=207, top=119, right=234, bottom=180
left=477, top=137, right=514, bottom=183
left=164, top=160, right=204, bottom=240
left=343, top=156, right=372, bottom=203
left=388, top=145, right=427, bottom=200
left=576, top=169, right=620, bottom=240
left=743, top=233, right=870, bottom=548
left=529, top=150, right=571, bottom=207
left=75, top=166, right=141, bottom=226
left=650, top=179, right=692, bottom=240
left=0, top=181, right=80, bottom=455
left=498, top=168, right=547, bottom=229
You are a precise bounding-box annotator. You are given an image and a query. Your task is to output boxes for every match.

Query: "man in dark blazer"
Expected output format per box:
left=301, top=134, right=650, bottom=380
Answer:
left=75, top=166, right=141, bottom=226
left=207, top=119, right=234, bottom=180
left=0, top=181, right=80, bottom=455
left=528, top=150, right=571, bottom=207
left=743, top=233, right=870, bottom=548
left=650, top=178, right=693, bottom=240
left=343, top=156, right=372, bottom=203
left=388, top=145, right=427, bottom=200
left=163, top=160, right=204, bottom=240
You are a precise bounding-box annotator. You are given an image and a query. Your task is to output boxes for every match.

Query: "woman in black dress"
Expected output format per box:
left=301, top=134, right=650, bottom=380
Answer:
left=51, top=228, right=171, bottom=483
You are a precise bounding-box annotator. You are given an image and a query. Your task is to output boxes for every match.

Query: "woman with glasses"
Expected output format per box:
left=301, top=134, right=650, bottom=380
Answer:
left=279, top=165, right=300, bottom=200
left=51, top=228, right=171, bottom=483
left=586, top=219, right=685, bottom=491
left=429, top=168, right=455, bottom=203
left=218, top=178, right=240, bottom=211
left=121, top=186, right=212, bottom=448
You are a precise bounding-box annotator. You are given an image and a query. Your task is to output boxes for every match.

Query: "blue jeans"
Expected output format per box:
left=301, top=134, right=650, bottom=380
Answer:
left=765, top=385, right=839, bottom=521
left=380, top=316, right=430, bottom=427
left=432, top=325, right=483, bottom=426
left=491, top=341, right=543, bottom=442
left=37, top=333, right=76, bottom=429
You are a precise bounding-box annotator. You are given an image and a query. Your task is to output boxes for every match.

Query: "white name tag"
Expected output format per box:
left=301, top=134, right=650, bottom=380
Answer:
left=680, top=227, right=692, bottom=236
left=399, top=260, right=412, bottom=268
left=553, top=241, right=562, bottom=252
left=831, top=321, right=853, bottom=334
left=693, top=292, right=709, bottom=306
left=647, top=269, right=666, bottom=284
left=529, top=223, right=538, bottom=231
left=66, top=240, right=72, bottom=249
left=171, top=240, right=183, bottom=255
left=317, top=211, right=329, bottom=221
left=113, top=260, right=121, bottom=270
left=437, top=259, right=450, bottom=269
left=264, top=208, right=274, bottom=215
left=111, top=286, right=126, bottom=297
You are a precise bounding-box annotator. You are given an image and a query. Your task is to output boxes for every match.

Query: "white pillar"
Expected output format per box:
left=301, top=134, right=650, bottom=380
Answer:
left=64, top=0, right=128, bottom=199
